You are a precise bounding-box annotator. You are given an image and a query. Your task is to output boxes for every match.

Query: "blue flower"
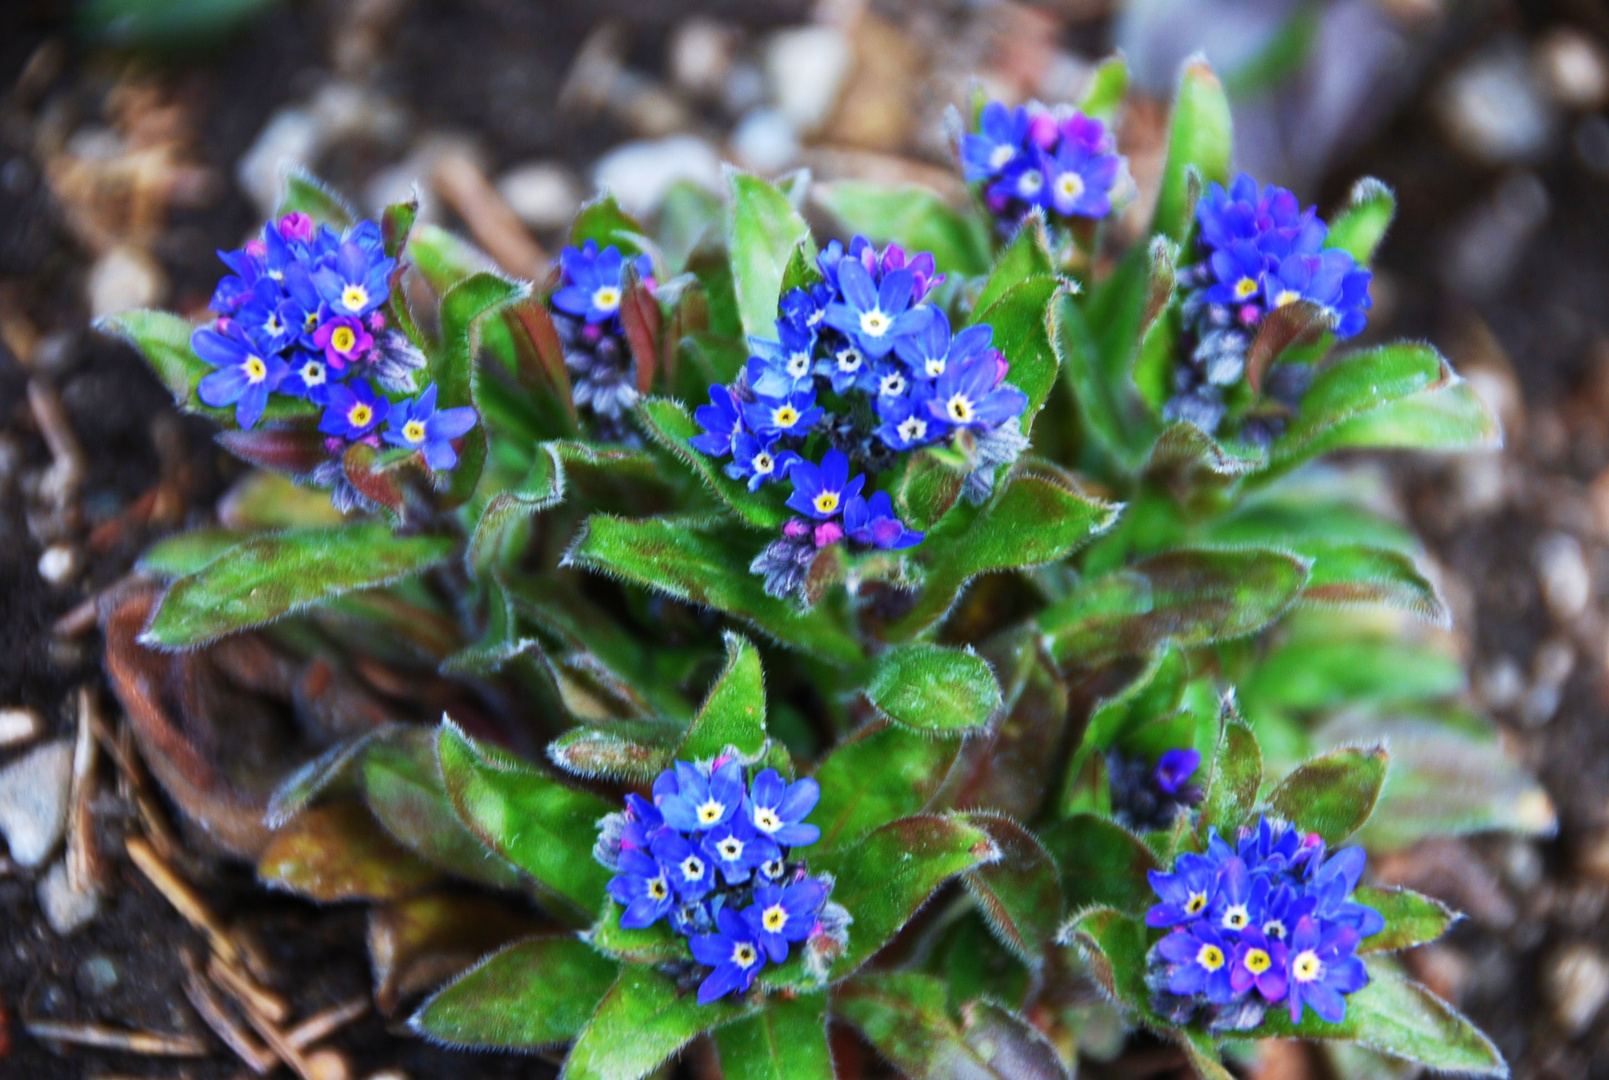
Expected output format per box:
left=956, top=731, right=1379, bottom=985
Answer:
left=1258, top=882, right=1315, bottom=945
left=822, top=259, right=932, bottom=359
left=279, top=352, right=332, bottom=403
left=1308, top=846, right=1385, bottom=938
left=606, top=848, right=675, bottom=929
left=318, top=377, right=389, bottom=439
left=746, top=332, right=815, bottom=398
left=1147, top=852, right=1220, bottom=928
left=552, top=241, right=653, bottom=324
left=1264, top=250, right=1373, bottom=340
left=235, top=278, right=296, bottom=354
left=1156, top=922, right=1237, bottom=1004
left=843, top=490, right=924, bottom=550
left=785, top=449, right=865, bottom=521
left=745, top=769, right=821, bottom=847
left=1196, top=174, right=1325, bottom=256
left=960, top=101, right=1031, bottom=181
left=1045, top=114, right=1122, bottom=219
left=656, top=760, right=746, bottom=833
left=701, top=816, right=779, bottom=886
left=893, top=307, right=995, bottom=381
left=874, top=391, right=940, bottom=452
left=928, top=352, right=1027, bottom=430
left=1154, top=748, right=1201, bottom=795
left=690, top=385, right=744, bottom=457
left=689, top=908, right=767, bottom=1004
left=815, top=339, right=871, bottom=395
left=192, top=321, right=288, bottom=430
left=1230, top=926, right=1290, bottom=1003
left=780, top=284, right=833, bottom=332
left=741, top=386, right=822, bottom=440
left=383, top=384, right=479, bottom=470
left=1284, top=916, right=1368, bottom=1024
left=1204, top=241, right=1268, bottom=307
left=1208, top=856, right=1271, bottom=937
left=725, top=430, right=800, bottom=491
left=652, top=830, right=716, bottom=902
left=619, top=793, right=666, bottom=853
left=872, top=362, right=912, bottom=403
left=744, top=878, right=829, bottom=962
left=313, top=235, right=395, bottom=318
left=990, top=152, right=1052, bottom=209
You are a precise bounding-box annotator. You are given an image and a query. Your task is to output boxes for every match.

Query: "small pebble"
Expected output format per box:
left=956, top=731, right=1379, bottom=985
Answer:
left=306, top=1048, right=351, bottom=1080
left=1523, top=637, right=1575, bottom=727
left=731, top=107, right=800, bottom=173
left=765, top=25, right=853, bottom=135
left=86, top=245, right=167, bottom=321
left=669, top=18, right=737, bottom=99
left=1534, top=27, right=1609, bottom=110
left=37, top=544, right=77, bottom=586
left=0, top=708, right=42, bottom=749
left=1546, top=942, right=1609, bottom=1035
left=38, top=859, right=100, bottom=935
left=236, top=107, right=320, bottom=215
left=1476, top=655, right=1525, bottom=711
left=1535, top=532, right=1591, bottom=623
left=496, top=162, right=583, bottom=231
left=1435, top=38, right=1558, bottom=164
left=0, top=739, right=72, bottom=866
left=592, top=135, right=722, bottom=218
left=75, top=954, right=119, bottom=996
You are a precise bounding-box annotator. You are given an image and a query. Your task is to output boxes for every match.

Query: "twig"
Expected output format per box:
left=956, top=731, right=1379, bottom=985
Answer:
left=285, top=997, right=368, bottom=1049
left=67, top=686, right=104, bottom=894
left=52, top=595, right=99, bottom=638
left=180, top=953, right=276, bottom=1075
left=208, top=952, right=290, bottom=1025
left=24, top=1019, right=208, bottom=1056
left=238, top=1003, right=320, bottom=1080
left=125, top=834, right=242, bottom=968
left=27, top=378, right=85, bottom=513
left=431, top=151, right=547, bottom=278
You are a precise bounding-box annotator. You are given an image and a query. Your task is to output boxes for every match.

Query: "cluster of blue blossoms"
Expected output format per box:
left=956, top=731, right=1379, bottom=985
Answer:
left=959, top=101, right=1125, bottom=233
left=1146, top=816, right=1379, bottom=1031
left=1168, top=174, right=1374, bottom=440
left=690, top=236, right=1029, bottom=600
left=194, top=212, right=476, bottom=476
left=548, top=240, right=656, bottom=443
left=594, top=758, right=848, bottom=1005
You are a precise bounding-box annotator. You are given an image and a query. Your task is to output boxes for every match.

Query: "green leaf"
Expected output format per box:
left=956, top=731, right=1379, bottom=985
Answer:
left=1078, top=55, right=1130, bottom=121
left=1242, top=629, right=1464, bottom=714
left=410, top=936, right=617, bottom=1050
left=563, top=966, right=755, bottom=1080
left=657, top=181, right=726, bottom=273
left=548, top=719, right=683, bottom=782
left=865, top=644, right=1000, bottom=734
left=949, top=631, right=1071, bottom=820
left=565, top=514, right=863, bottom=665
left=570, top=191, right=648, bottom=256
left=407, top=223, right=494, bottom=296
left=382, top=197, right=418, bottom=259
left=1144, top=422, right=1266, bottom=488
left=363, top=729, right=524, bottom=890
left=467, top=447, right=563, bottom=574
left=829, top=815, right=999, bottom=978
left=1049, top=284, right=1158, bottom=465
left=729, top=171, right=815, bottom=340
left=435, top=271, right=529, bottom=506
left=1039, top=547, right=1310, bottom=669
left=437, top=722, right=613, bottom=921
left=1249, top=962, right=1506, bottom=1077
left=1153, top=60, right=1232, bottom=243
left=974, top=276, right=1064, bottom=431
left=971, top=211, right=1055, bottom=317
left=680, top=632, right=768, bottom=761
left=713, top=995, right=832, bottom=1080
left=816, top=180, right=991, bottom=276
left=1266, top=745, right=1389, bottom=845
left=588, top=901, right=685, bottom=966
left=1196, top=714, right=1261, bottom=843
left=1297, top=544, right=1448, bottom=624
left=1296, top=378, right=1502, bottom=459
left=257, top=802, right=439, bottom=902
left=137, top=528, right=245, bottom=577
left=275, top=167, right=354, bottom=229
left=890, top=464, right=1121, bottom=640
left=1326, top=178, right=1396, bottom=267
left=893, top=449, right=964, bottom=532
left=1039, top=814, right=1159, bottom=917
left=1061, top=907, right=1155, bottom=1020
left=96, top=309, right=202, bottom=406
left=141, top=525, right=454, bottom=649
left=635, top=398, right=788, bottom=529
left=811, top=722, right=962, bottom=863
left=1355, top=886, right=1459, bottom=954
left=960, top=813, right=1063, bottom=966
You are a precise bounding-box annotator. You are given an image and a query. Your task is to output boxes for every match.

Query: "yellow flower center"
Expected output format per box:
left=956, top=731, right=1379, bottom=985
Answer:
left=947, top=394, right=974, bottom=423
left=648, top=878, right=667, bottom=900
left=773, top=405, right=800, bottom=429
left=1244, top=948, right=1272, bottom=975
left=340, top=284, right=369, bottom=312
left=592, top=285, right=621, bottom=313
left=331, top=326, right=356, bottom=353
left=859, top=310, right=891, bottom=337
left=1197, top=944, right=1225, bottom=971
left=813, top=492, right=839, bottom=515
left=1184, top=893, right=1207, bottom=916
left=348, top=404, right=374, bottom=428
left=1233, top=277, right=1259, bottom=300
left=989, top=144, right=1016, bottom=171
left=733, top=944, right=757, bottom=967
left=1274, top=289, right=1301, bottom=308
left=245, top=356, right=267, bottom=382
left=697, top=800, right=723, bottom=825
left=304, top=311, right=320, bottom=331
left=763, top=906, right=786, bottom=932
left=403, top=420, right=427, bottom=444
left=1293, top=950, right=1322, bottom=982
left=1056, top=172, right=1085, bottom=201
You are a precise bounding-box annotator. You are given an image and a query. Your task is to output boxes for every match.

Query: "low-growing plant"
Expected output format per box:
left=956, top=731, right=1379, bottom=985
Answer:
left=101, top=54, right=1546, bottom=1080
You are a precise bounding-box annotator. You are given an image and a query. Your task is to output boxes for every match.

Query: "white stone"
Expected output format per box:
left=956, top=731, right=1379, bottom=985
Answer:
left=1535, top=28, right=1609, bottom=110
left=670, top=18, right=737, bottom=99
left=38, top=859, right=100, bottom=935
left=236, top=106, right=321, bottom=216
left=1535, top=532, right=1591, bottom=622
left=0, top=739, right=72, bottom=867
left=496, top=162, right=583, bottom=231
left=37, top=544, right=77, bottom=586
left=731, top=107, right=800, bottom=173
left=1547, top=943, right=1609, bottom=1035
left=1435, top=40, right=1557, bottom=164
left=86, top=245, right=166, bottom=321
left=592, top=136, right=722, bottom=219
left=765, top=26, right=853, bottom=135
left=0, top=708, right=43, bottom=749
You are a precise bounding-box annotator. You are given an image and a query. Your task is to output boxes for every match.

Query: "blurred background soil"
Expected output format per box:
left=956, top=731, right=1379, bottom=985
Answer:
left=2, top=0, right=1609, bottom=1077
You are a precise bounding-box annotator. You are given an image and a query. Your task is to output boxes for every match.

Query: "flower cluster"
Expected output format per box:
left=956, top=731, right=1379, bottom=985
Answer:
left=1146, top=816, right=1379, bottom=1032
left=960, top=101, right=1125, bottom=234
left=1108, top=747, right=1202, bottom=833
left=193, top=213, right=476, bottom=474
left=594, top=758, right=848, bottom=1004
left=549, top=240, right=655, bottom=443
left=691, top=236, right=1029, bottom=600
left=1168, top=174, right=1374, bottom=440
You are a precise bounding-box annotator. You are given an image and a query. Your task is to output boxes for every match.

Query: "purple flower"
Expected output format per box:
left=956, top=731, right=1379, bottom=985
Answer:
left=689, top=908, right=767, bottom=1004
left=318, top=377, right=389, bottom=439
left=744, top=878, right=829, bottom=962
left=1147, top=852, right=1219, bottom=928
left=312, top=314, right=374, bottom=372
left=822, top=259, right=932, bottom=359
left=745, top=768, right=821, bottom=847
left=843, top=490, right=924, bottom=550
left=652, top=830, right=716, bottom=902
left=382, top=384, right=478, bottom=470
left=785, top=449, right=865, bottom=521
left=1157, top=922, right=1237, bottom=1004
left=552, top=241, right=653, bottom=324
left=606, top=848, right=675, bottom=929
left=928, top=352, right=1027, bottom=430
left=741, top=387, right=822, bottom=440
left=725, top=430, right=800, bottom=491
left=656, top=760, right=746, bottom=833
left=312, top=236, right=395, bottom=318
left=961, top=101, right=1031, bottom=181
left=1230, top=926, right=1290, bottom=1003
left=1285, top=916, right=1368, bottom=1024
left=701, top=816, right=779, bottom=886
left=690, top=384, right=744, bottom=457
left=1154, top=748, right=1201, bottom=795
left=1045, top=115, right=1122, bottom=219
left=1196, top=174, right=1325, bottom=256
left=192, top=321, right=288, bottom=430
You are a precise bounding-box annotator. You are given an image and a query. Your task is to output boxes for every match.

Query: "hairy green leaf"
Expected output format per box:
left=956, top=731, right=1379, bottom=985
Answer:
left=811, top=721, right=962, bottom=864
left=971, top=211, right=1055, bottom=317
left=276, top=167, right=355, bottom=229
left=974, top=276, right=1064, bottom=432
left=635, top=398, right=789, bottom=529
left=680, top=632, right=768, bottom=761
left=1196, top=715, right=1261, bottom=843
left=960, top=813, right=1064, bottom=966
left=1078, top=54, right=1130, bottom=121
left=1267, top=745, right=1389, bottom=845
left=1326, top=177, right=1396, bottom=267
left=865, top=644, right=1001, bottom=734
left=410, top=936, right=617, bottom=1050
left=258, top=802, right=439, bottom=902
left=714, top=995, right=832, bottom=1080
left=570, top=192, right=648, bottom=256
left=1040, top=814, right=1160, bottom=917
left=563, top=965, right=754, bottom=1080
left=730, top=171, right=815, bottom=340
left=548, top=720, right=683, bottom=782
left=1297, top=544, right=1448, bottom=624
left=1153, top=60, right=1232, bottom=242
left=1355, top=886, right=1459, bottom=954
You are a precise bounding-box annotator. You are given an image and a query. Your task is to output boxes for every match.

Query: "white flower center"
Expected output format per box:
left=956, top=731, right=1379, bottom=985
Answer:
left=989, top=143, right=1016, bottom=171
left=925, top=357, right=945, bottom=377
left=1056, top=172, right=1085, bottom=202
left=718, top=838, right=743, bottom=860
left=340, top=284, right=369, bottom=312
left=786, top=352, right=811, bottom=378
left=680, top=855, right=705, bottom=880
left=946, top=394, right=974, bottom=423
left=1263, top=919, right=1287, bottom=940
left=859, top=309, right=891, bottom=337
left=592, top=285, right=621, bottom=313
left=1274, top=289, right=1301, bottom=308
left=1018, top=171, right=1043, bottom=196
left=813, top=491, right=840, bottom=515
left=879, top=372, right=906, bottom=397
left=1293, top=950, right=1322, bottom=983
left=733, top=943, right=758, bottom=967
left=696, top=799, right=724, bottom=825
left=754, top=808, right=781, bottom=832
left=300, top=361, right=326, bottom=385
left=836, top=347, right=862, bottom=373
left=897, top=416, right=927, bottom=443
left=752, top=452, right=774, bottom=475
left=1221, top=905, right=1249, bottom=931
